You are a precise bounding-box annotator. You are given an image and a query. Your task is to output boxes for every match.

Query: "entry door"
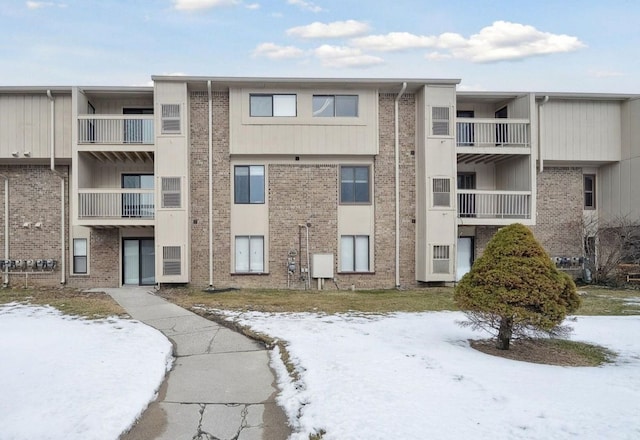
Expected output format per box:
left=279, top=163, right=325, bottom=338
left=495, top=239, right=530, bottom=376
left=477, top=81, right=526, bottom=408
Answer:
left=457, top=173, right=476, bottom=218
left=456, top=237, right=474, bottom=281
left=123, top=238, right=155, bottom=285
left=495, top=106, right=508, bottom=145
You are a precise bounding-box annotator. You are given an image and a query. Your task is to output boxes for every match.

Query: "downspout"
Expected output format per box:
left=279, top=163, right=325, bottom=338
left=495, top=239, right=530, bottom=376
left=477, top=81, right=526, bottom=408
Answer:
left=47, top=90, right=66, bottom=284
left=207, top=81, right=214, bottom=288
left=394, top=82, right=407, bottom=289
left=0, top=174, right=8, bottom=286
left=538, top=96, right=550, bottom=173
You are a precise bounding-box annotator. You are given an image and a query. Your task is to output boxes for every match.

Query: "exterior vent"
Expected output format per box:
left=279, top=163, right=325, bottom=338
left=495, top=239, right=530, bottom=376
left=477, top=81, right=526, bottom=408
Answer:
left=433, top=178, right=451, bottom=207
left=433, top=245, right=450, bottom=274
left=163, top=246, right=181, bottom=276
left=161, top=177, right=181, bottom=208
left=432, top=106, right=450, bottom=136
left=161, top=104, right=181, bottom=134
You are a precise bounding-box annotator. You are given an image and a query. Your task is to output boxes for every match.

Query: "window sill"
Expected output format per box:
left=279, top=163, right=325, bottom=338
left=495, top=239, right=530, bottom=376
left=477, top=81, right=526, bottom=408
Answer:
left=231, top=272, right=270, bottom=276
left=337, top=271, right=376, bottom=275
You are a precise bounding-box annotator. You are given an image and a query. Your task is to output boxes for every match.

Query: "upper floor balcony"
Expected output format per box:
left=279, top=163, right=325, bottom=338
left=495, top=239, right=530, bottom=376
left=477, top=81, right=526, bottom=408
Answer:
left=77, top=188, right=154, bottom=227
left=456, top=118, right=530, bottom=150
left=457, top=190, right=532, bottom=225
left=78, top=115, right=154, bottom=147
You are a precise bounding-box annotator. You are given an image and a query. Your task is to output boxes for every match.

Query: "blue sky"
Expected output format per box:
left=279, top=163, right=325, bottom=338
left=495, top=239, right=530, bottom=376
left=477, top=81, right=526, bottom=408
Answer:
left=1, top=0, right=639, bottom=93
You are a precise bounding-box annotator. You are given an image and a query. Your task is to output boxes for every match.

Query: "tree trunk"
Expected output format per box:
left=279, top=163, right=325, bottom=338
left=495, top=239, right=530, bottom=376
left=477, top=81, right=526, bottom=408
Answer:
left=496, top=316, right=513, bottom=350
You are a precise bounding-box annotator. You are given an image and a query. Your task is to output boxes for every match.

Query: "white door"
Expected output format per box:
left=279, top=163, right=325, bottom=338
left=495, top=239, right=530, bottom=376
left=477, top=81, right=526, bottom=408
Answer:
left=456, top=237, right=473, bottom=281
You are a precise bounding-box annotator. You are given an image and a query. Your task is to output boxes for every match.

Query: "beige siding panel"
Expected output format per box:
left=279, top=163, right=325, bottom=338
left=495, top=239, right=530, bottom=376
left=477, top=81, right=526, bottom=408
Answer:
left=508, top=95, right=530, bottom=119
left=541, top=100, right=621, bottom=162
left=89, top=97, right=154, bottom=114
left=495, top=156, right=530, bottom=191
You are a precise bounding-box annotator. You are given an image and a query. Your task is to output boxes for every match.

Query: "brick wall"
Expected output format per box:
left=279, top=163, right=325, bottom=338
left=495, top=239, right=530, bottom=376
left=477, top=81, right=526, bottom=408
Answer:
left=0, top=165, right=69, bottom=287
left=68, top=229, right=120, bottom=288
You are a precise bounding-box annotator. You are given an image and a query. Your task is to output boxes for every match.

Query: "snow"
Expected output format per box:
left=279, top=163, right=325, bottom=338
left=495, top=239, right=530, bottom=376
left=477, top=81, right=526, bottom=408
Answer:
left=225, top=311, right=640, bottom=440
left=0, top=303, right=173, bottom=440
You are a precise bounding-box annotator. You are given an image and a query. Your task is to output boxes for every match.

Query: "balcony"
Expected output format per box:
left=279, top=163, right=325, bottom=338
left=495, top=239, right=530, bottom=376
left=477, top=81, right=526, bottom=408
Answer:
left=78, top=189, right=154, bottom=226
left=457, top=190, right=532, bottom=225
left=456, top=118, right=530, bottom=149
left=78, top=115, right=154, bottom=145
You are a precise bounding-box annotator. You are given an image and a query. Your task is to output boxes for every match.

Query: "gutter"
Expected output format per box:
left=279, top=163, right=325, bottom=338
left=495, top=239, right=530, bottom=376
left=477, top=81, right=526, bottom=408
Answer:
left=394, top=82, right=407, bottom=289
left=47, top=90, right=66, bottom=284
left=207, top=80, right=214, bottom=289
left=538, top=96, right=550, bottom=173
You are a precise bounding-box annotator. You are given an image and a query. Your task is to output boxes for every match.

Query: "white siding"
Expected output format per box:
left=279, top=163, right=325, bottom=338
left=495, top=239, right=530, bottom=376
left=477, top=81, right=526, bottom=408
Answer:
left=540, top=100, right=621, bottom=162
left=495, top=156, right=531, bottom=191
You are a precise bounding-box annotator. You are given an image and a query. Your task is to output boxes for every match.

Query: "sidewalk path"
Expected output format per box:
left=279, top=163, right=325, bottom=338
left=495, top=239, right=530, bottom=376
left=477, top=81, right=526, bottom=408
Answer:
left=97, top=287, right=290, bottom=440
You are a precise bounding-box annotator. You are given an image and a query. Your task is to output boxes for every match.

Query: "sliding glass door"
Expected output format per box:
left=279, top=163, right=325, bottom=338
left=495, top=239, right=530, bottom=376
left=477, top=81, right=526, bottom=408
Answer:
left=123, top=238, right=155, bottom=285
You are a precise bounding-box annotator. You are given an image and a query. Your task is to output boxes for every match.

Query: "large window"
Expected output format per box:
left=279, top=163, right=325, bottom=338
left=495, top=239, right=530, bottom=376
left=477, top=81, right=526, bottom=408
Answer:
left=234, top=166, right=265, bottom=204
left=313, top=95, right=358, bottom=117
left=341, top=235, right=370, bottom=272
left=584, top=174, right=596, bottom=209
left=340, top=166, right=370, bottom=204
left=250, top=94, right=296, bottom=117
left=73, top=239, right=87, bottom=274
left=235, top=236, right=264, bottom=273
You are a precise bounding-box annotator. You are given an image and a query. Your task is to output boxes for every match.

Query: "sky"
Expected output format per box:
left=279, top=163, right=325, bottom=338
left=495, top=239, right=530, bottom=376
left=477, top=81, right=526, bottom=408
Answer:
left=1, top=0, right=639, bottom=93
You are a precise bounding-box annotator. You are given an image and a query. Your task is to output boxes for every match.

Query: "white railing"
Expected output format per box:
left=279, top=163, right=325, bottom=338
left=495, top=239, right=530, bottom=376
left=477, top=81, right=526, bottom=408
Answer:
left=78, top=115, right=154, bottom=144
left=457, top=190, right=531, bottom=219
left=78, top=189, right=154, bottom=219
left=456, top=118, right=529, bottom=147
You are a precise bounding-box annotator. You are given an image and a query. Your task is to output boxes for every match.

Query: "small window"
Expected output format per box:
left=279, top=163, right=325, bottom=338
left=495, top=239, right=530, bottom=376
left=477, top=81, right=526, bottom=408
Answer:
left=433, top=245, right=450, bottom=274
left=73, top=238, right=87, bottom=274
left=234, top=166, right=265, bottom=204
left=432, top=106, right=450, bottom=136
left=433, top=178, right=451, bottom=207
left=250, top=94, right=296, bottom=117
left=235, top=236, right=264, bottom=273
left=341, top=235, right=370, bottom=272
left=341, top=166, right=370, bottom=204
left=161, top=104, right=181, bottom=134
left=313, top=95, right=358, bottom=117
left=584, top=175, right=596, bottom=209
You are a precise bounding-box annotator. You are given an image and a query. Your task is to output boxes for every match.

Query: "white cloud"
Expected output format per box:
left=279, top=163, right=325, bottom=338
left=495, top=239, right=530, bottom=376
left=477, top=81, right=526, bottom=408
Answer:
left=287, top=20, right=370, bottom=39
left=245, top=2, right=259, bottom=9
left=26, top=1, right=66, bottom=9
left=313, top=45, right=384, bottom=68
left=287, top=0, right=323, bottom=13
left=351, top=32, right=437, bottom=51
left=351, top=21, right=585, bottom=63
left=173, top=0, right=239, bottom=11
left=589, top=69, right=624, bottom=78
left=425, top=51, right=452, bottom=61
left=253, top=43, right=305, bottom=60
left=457, top=83, right=488, bottom=92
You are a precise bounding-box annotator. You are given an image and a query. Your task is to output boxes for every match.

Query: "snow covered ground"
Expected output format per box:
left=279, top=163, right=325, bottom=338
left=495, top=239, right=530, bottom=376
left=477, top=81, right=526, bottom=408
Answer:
left=0, top=303, right=173, bottom=440
left=225, top=311, right=640, bottom=440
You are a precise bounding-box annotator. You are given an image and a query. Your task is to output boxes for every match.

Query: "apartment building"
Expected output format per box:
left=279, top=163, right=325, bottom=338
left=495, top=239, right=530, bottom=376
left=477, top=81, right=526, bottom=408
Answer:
left=0, top=77, right=638, bottom=289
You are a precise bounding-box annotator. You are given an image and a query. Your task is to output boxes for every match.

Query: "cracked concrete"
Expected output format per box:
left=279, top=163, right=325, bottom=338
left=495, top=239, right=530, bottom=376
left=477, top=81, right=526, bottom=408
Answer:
left=96, top=287, right=290, bottom=440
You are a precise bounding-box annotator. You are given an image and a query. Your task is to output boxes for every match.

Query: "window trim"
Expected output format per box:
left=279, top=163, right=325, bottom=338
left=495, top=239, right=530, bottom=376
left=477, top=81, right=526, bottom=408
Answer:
left=249, top=93, right=297, bottom=117
left=584, top=174, right=596, bottom=210
left=234, top=165, right=265, bottom=204
left=340, top=235, right=371, bottom=273
left=234, top=235, right=265, bottom=274
left=73, top=238, right=88, bottom=275
left=340, top=165, right=371, bottom=205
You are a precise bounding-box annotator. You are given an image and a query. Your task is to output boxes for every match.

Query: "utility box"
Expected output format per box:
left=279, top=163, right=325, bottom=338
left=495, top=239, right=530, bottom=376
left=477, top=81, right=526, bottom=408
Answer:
left=312, top=253, right=334, bottom=278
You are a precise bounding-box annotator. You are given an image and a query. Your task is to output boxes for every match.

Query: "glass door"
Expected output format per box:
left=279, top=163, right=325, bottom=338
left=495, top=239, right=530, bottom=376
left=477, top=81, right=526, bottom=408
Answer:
left=122, top=174, right=154, bottom=218
left=123, top=238, right=155, bottom=285
left=123, top=108, right=153, bottom=144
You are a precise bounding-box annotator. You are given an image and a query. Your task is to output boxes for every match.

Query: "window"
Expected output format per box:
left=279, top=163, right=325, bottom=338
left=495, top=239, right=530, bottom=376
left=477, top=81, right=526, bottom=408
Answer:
left=341, top=235, right=369, bottom=272
left=584, top=175, right=596, bottom=209
left=433, top=178, right=451, bottom=207
left=432, top=106, right=450, bottom=136
left=250, top=94, right=296, bottom=117
left=235, top=236, right=264, bottom=273
left=161, top=104, right=180, bottom=134
left=313, top=95, right=358, bottom=117
left=234, top=166, right=265, bottom=204
left=73, top=239, right=87, bottom=274
left=161, top=177, right=181, bottom=208
left=340, top=166, right=370, bottom=204
left=433, top=245, right=450, bottom=274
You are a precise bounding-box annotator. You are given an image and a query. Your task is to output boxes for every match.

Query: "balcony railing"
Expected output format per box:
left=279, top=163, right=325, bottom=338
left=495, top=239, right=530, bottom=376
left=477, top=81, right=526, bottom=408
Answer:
left=456, top=118, right=529, bottom=148
left=78, top=189, right=154, bottom=219
left=457, top=190, right=531, bottom=219
left=78, top=115, right=154, bottom=145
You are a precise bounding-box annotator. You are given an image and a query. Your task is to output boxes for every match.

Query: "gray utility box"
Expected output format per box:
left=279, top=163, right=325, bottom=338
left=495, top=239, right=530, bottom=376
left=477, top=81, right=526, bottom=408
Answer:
left=312, top=253, right=334, bottom=279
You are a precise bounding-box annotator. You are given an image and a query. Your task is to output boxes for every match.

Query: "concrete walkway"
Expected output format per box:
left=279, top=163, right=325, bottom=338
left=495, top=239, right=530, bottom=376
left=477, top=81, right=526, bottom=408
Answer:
left=98, top=287, right=290, bottom=440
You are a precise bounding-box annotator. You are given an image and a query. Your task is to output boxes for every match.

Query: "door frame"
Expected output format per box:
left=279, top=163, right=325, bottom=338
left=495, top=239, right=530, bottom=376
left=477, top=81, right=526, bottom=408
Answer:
left=122, top=237, right=155, bottom=285
left=456, top=236, right=475, bottom=281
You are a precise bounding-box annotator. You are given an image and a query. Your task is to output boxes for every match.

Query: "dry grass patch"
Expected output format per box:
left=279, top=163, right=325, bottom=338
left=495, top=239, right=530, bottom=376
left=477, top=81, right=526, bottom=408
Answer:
left=575, top=286, right=640, bottom=315
left=0, top=287, right=127, bottom=319
left=159, top=286, right=457, bottom=314
left=471, top=338, right=615, bottom=367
